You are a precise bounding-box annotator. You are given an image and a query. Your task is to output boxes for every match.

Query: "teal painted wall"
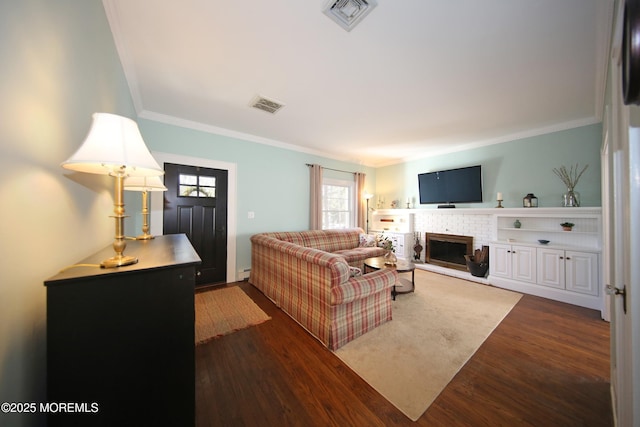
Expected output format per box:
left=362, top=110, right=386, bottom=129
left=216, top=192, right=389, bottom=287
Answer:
left=376, top=124, right=602, bottom=209
left=138, top=119, right=377, bottom=272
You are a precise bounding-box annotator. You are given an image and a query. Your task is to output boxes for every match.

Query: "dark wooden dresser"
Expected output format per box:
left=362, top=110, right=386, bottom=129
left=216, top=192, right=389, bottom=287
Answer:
left=44, top=234, right=200, bottom=426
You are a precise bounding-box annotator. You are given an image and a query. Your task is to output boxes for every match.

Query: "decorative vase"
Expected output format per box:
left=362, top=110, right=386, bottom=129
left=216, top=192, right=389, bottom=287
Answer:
left=514, top=219, right=521, bottom=229
left=562, top=226, right=573, bottom=231
left=384, top=250, right=397, bottom=266
left=563, top=188, right=580, bottom=207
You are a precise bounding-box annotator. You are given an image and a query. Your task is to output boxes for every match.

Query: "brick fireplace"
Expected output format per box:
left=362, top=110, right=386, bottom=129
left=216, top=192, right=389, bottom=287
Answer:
left=425, top=233, right=473, bottom=271
left=371, top=209, right=493, bottom=281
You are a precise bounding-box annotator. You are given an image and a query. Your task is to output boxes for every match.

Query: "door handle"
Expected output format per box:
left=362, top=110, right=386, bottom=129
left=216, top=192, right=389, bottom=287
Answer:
left=606, top=285, right=627, bottom=314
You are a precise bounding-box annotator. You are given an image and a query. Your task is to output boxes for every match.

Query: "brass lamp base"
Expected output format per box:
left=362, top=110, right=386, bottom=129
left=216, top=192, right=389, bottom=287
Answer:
left=135, top=233, right=155, bottom=240
left=101, top=170, right=140, bottom=269
left=101, top=254, right=138, bottom=269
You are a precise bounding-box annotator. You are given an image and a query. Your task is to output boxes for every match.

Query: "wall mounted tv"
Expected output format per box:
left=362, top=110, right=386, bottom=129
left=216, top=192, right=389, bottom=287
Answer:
left=418, top=165, right=483, bottom=207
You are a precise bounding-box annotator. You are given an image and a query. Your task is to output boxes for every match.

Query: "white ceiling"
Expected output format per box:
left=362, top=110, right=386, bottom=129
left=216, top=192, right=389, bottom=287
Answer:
left=103, top=0, right=614, bottom=167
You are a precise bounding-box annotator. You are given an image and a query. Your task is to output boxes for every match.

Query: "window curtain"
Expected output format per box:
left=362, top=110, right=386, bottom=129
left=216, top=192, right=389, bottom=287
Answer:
left=309, top=164, right=323, bottom=230
left=354, top=172, right=366, bottom=230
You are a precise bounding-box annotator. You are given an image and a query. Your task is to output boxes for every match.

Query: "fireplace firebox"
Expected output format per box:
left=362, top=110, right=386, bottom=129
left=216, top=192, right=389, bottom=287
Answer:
left=425, top=233, right=473, bottom=271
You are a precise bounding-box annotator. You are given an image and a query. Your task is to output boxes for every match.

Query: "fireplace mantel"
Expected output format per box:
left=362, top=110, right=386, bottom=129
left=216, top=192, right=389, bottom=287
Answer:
left=375, top=207, right=602, bottom=215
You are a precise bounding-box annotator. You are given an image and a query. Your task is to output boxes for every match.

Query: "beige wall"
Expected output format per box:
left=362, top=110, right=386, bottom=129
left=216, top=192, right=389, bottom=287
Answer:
left=0, top=1, right=135, bottom=425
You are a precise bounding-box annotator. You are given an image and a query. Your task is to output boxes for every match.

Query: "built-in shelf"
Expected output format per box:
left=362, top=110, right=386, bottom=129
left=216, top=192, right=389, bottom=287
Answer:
left=492, top=241, right=602, bottom=252
left=498, top=227, right=599, bottom=235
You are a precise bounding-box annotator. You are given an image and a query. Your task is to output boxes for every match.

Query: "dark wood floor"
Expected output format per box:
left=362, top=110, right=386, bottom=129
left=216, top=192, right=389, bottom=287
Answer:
left=195, top=278, right=613, bottom=426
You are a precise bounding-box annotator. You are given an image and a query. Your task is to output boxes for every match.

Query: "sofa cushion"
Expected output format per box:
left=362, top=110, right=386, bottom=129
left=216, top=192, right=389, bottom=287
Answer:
left=300, top=228, right=362, bottom=252
left=333, top=246, right=386, bottom=264
left=359, top=233, right=377, bottom=247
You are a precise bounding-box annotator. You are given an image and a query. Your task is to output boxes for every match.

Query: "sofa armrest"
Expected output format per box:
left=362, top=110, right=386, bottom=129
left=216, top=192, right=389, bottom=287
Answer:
left=330, top=269, right=398, bottom=305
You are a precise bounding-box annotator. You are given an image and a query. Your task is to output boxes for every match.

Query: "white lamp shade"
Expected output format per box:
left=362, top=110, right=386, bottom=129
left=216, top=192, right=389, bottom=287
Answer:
left=364, top=192, right=374, bottom=200
left=124, top=175, right=167, bottom=192
left=61, top=113, right=163, bottom=177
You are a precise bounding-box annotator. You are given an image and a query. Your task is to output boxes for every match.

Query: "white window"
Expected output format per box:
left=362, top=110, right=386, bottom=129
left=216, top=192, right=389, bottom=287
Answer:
left=322, top=178, right=355, bottom=229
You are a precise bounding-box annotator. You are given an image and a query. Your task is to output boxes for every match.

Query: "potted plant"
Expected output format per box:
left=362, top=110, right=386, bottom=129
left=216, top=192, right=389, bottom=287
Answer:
left=379, top=234, right=397, bottom=265
left=560, top=222, right=574, bottom=231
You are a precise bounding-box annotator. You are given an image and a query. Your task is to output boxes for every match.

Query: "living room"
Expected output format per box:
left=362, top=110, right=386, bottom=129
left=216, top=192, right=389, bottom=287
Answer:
left=2, top=0, right=637, bottom=426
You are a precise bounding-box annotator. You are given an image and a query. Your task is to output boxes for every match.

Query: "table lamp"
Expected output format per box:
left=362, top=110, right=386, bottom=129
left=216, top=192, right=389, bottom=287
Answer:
left=124, top=175, right=167, bottom=240
left=61, top=113, right=164, bottom=268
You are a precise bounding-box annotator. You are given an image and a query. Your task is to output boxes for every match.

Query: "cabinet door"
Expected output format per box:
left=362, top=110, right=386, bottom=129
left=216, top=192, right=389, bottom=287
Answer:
left=396, top=235, right=405, bottom=257
left=389, top=235, right=401, bottom=257
left=537, top=247, right=565, bottom=289
left=490, top=244, right=511, bottom=278
left=395, top=234, right=406, bottom=259
left=565, top=251, right=599, bottom=295
left=512, top=245, right=537, bottom=284
left=388, top=233, right=405, bottom=259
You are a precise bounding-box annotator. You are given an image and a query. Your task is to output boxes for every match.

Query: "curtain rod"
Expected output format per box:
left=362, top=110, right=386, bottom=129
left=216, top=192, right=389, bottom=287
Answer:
left=305, top=163, right=360, bottom=174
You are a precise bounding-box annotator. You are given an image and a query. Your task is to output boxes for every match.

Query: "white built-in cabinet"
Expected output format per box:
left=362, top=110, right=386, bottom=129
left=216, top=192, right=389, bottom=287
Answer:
left=489, top=208, right=602, bottom=310
left=536, top=248, right=599, bottom=296
left=490, top=243, right=537, bottom=284
left=371, top=212, right=414, bottom=260
left=380, top=232, right=414, bottom=260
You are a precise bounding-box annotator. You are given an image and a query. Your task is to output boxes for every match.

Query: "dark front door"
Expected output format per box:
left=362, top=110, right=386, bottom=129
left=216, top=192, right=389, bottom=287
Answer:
left=163, top=163, right=228, bottom=286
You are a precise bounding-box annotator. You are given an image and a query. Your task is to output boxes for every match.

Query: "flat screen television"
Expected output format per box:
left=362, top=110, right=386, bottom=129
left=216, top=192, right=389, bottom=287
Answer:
left=418, top=165, right=483, bottom=207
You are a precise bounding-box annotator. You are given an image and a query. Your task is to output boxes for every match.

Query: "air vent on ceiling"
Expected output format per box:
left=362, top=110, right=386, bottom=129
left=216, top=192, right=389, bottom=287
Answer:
left=250, top=95, right=285, bottom=114
left=322, top=0, right=378, bottom=32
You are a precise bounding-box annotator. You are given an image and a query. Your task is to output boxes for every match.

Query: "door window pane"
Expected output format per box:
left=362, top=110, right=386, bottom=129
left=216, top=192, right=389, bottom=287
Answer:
left=179, top=173, right=216, bottom=198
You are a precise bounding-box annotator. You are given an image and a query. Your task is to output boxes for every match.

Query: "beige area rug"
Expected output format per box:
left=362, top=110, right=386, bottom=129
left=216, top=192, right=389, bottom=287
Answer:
left=195, top=286, right=271, bottom=345
left=334, top=270, right=522, bottom=421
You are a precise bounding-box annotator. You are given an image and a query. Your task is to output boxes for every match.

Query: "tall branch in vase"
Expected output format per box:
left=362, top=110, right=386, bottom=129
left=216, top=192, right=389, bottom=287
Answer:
left=553, top=163, right=588, bottom=207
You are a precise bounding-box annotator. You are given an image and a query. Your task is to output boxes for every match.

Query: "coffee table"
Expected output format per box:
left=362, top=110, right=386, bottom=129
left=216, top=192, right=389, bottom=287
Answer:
left=363, top=257, right=415, bottom=300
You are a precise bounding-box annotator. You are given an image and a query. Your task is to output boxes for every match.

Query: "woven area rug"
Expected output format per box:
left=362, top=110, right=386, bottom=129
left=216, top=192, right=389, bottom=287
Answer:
left=334, top=270, right=522, bottom=421
left=195, top=286, right=271, bottom=345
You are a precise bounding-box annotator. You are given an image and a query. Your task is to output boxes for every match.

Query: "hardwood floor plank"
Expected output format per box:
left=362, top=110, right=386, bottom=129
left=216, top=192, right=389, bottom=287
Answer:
left=196, top=281, right=613, bottom=426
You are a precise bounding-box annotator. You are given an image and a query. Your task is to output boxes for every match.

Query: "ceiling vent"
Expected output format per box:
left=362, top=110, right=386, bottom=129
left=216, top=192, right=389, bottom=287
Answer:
left=322, top=0, right=378, bottom=32
left=250, top=95, right=285, bottom=114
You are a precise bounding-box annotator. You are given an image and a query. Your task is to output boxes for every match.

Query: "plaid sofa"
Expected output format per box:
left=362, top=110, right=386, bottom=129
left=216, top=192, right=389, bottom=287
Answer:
left=249, top=228, right=397, bottom=350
